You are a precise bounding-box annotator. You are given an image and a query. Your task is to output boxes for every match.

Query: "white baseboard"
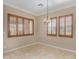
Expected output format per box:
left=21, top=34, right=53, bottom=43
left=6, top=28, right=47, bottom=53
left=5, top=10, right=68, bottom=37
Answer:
left=37, top=42, right=76, bottom=53
left=4, top=42, right=76, bottom=54
left=4, top=42, right=39, bottom=54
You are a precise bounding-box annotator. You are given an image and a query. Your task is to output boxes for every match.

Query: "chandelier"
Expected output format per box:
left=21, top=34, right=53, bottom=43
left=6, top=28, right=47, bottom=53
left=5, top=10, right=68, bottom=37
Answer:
left=43, top=0, right=50, bottom=24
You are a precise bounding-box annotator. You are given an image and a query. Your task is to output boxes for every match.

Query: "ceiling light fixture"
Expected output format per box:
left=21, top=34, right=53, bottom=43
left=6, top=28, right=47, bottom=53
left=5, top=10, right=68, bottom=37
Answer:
left=37, top=3, right=44, bottom=7
left=43, top=0, right=50, bottom=24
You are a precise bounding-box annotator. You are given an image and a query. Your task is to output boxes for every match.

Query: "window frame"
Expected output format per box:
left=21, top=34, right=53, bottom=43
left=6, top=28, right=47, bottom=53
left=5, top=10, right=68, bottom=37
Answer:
left=8, top=13, right=34, bottom=37
left=58, top=14, right=73, bottom=38
left=47, top=17, right=57, bottom=36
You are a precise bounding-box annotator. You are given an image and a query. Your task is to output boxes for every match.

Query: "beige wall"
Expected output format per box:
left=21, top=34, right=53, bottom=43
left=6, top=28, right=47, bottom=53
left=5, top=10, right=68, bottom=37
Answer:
left=3, top=5, right=38, bottom=51
left=36, top=6, right=76, bottom=51
left=3, top=5, right=76, bottom=52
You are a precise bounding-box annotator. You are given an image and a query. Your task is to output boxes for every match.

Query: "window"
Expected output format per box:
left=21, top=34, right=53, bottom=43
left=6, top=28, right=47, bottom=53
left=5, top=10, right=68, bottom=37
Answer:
left=59, top=14, right=73, bottom=37
left=8, top=14, right=34, bottom=37
left=47, top=17, right=57, bottom=36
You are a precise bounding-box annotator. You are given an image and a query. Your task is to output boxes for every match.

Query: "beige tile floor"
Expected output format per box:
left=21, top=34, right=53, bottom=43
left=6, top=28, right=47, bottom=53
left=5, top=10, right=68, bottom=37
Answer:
left=4, top=44, right=76, bottom=59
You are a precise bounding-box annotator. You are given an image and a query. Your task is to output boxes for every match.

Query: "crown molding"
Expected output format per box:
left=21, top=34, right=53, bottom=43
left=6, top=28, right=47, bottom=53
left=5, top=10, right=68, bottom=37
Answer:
left=3, top=2, right=37, bottom=16
left=3, top=2, right=75, bottom=16
left=38, top=3, right=76, bottom=16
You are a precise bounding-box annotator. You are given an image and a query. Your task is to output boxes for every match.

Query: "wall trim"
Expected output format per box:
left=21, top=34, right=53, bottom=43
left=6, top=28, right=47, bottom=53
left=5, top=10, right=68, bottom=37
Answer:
left=3, top=2, right=75, bottom=16
left=38, top=3, right=75, bottom=16
left=3, top=2, right=36, bottom=16
left=4, top=42, right=76, bottom=54
left=4, top=42, right=39, bottom=54
left=37, top=42, right=76, bottom=53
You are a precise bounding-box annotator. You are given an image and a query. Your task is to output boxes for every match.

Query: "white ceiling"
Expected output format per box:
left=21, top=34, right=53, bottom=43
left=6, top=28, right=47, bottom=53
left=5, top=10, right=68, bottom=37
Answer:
left=4, top=0, right=76, bottom=16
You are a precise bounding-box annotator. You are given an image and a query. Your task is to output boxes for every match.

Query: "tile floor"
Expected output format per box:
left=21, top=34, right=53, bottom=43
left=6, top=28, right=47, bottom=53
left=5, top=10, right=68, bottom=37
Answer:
left=4, top=44, right=76, bottom=59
